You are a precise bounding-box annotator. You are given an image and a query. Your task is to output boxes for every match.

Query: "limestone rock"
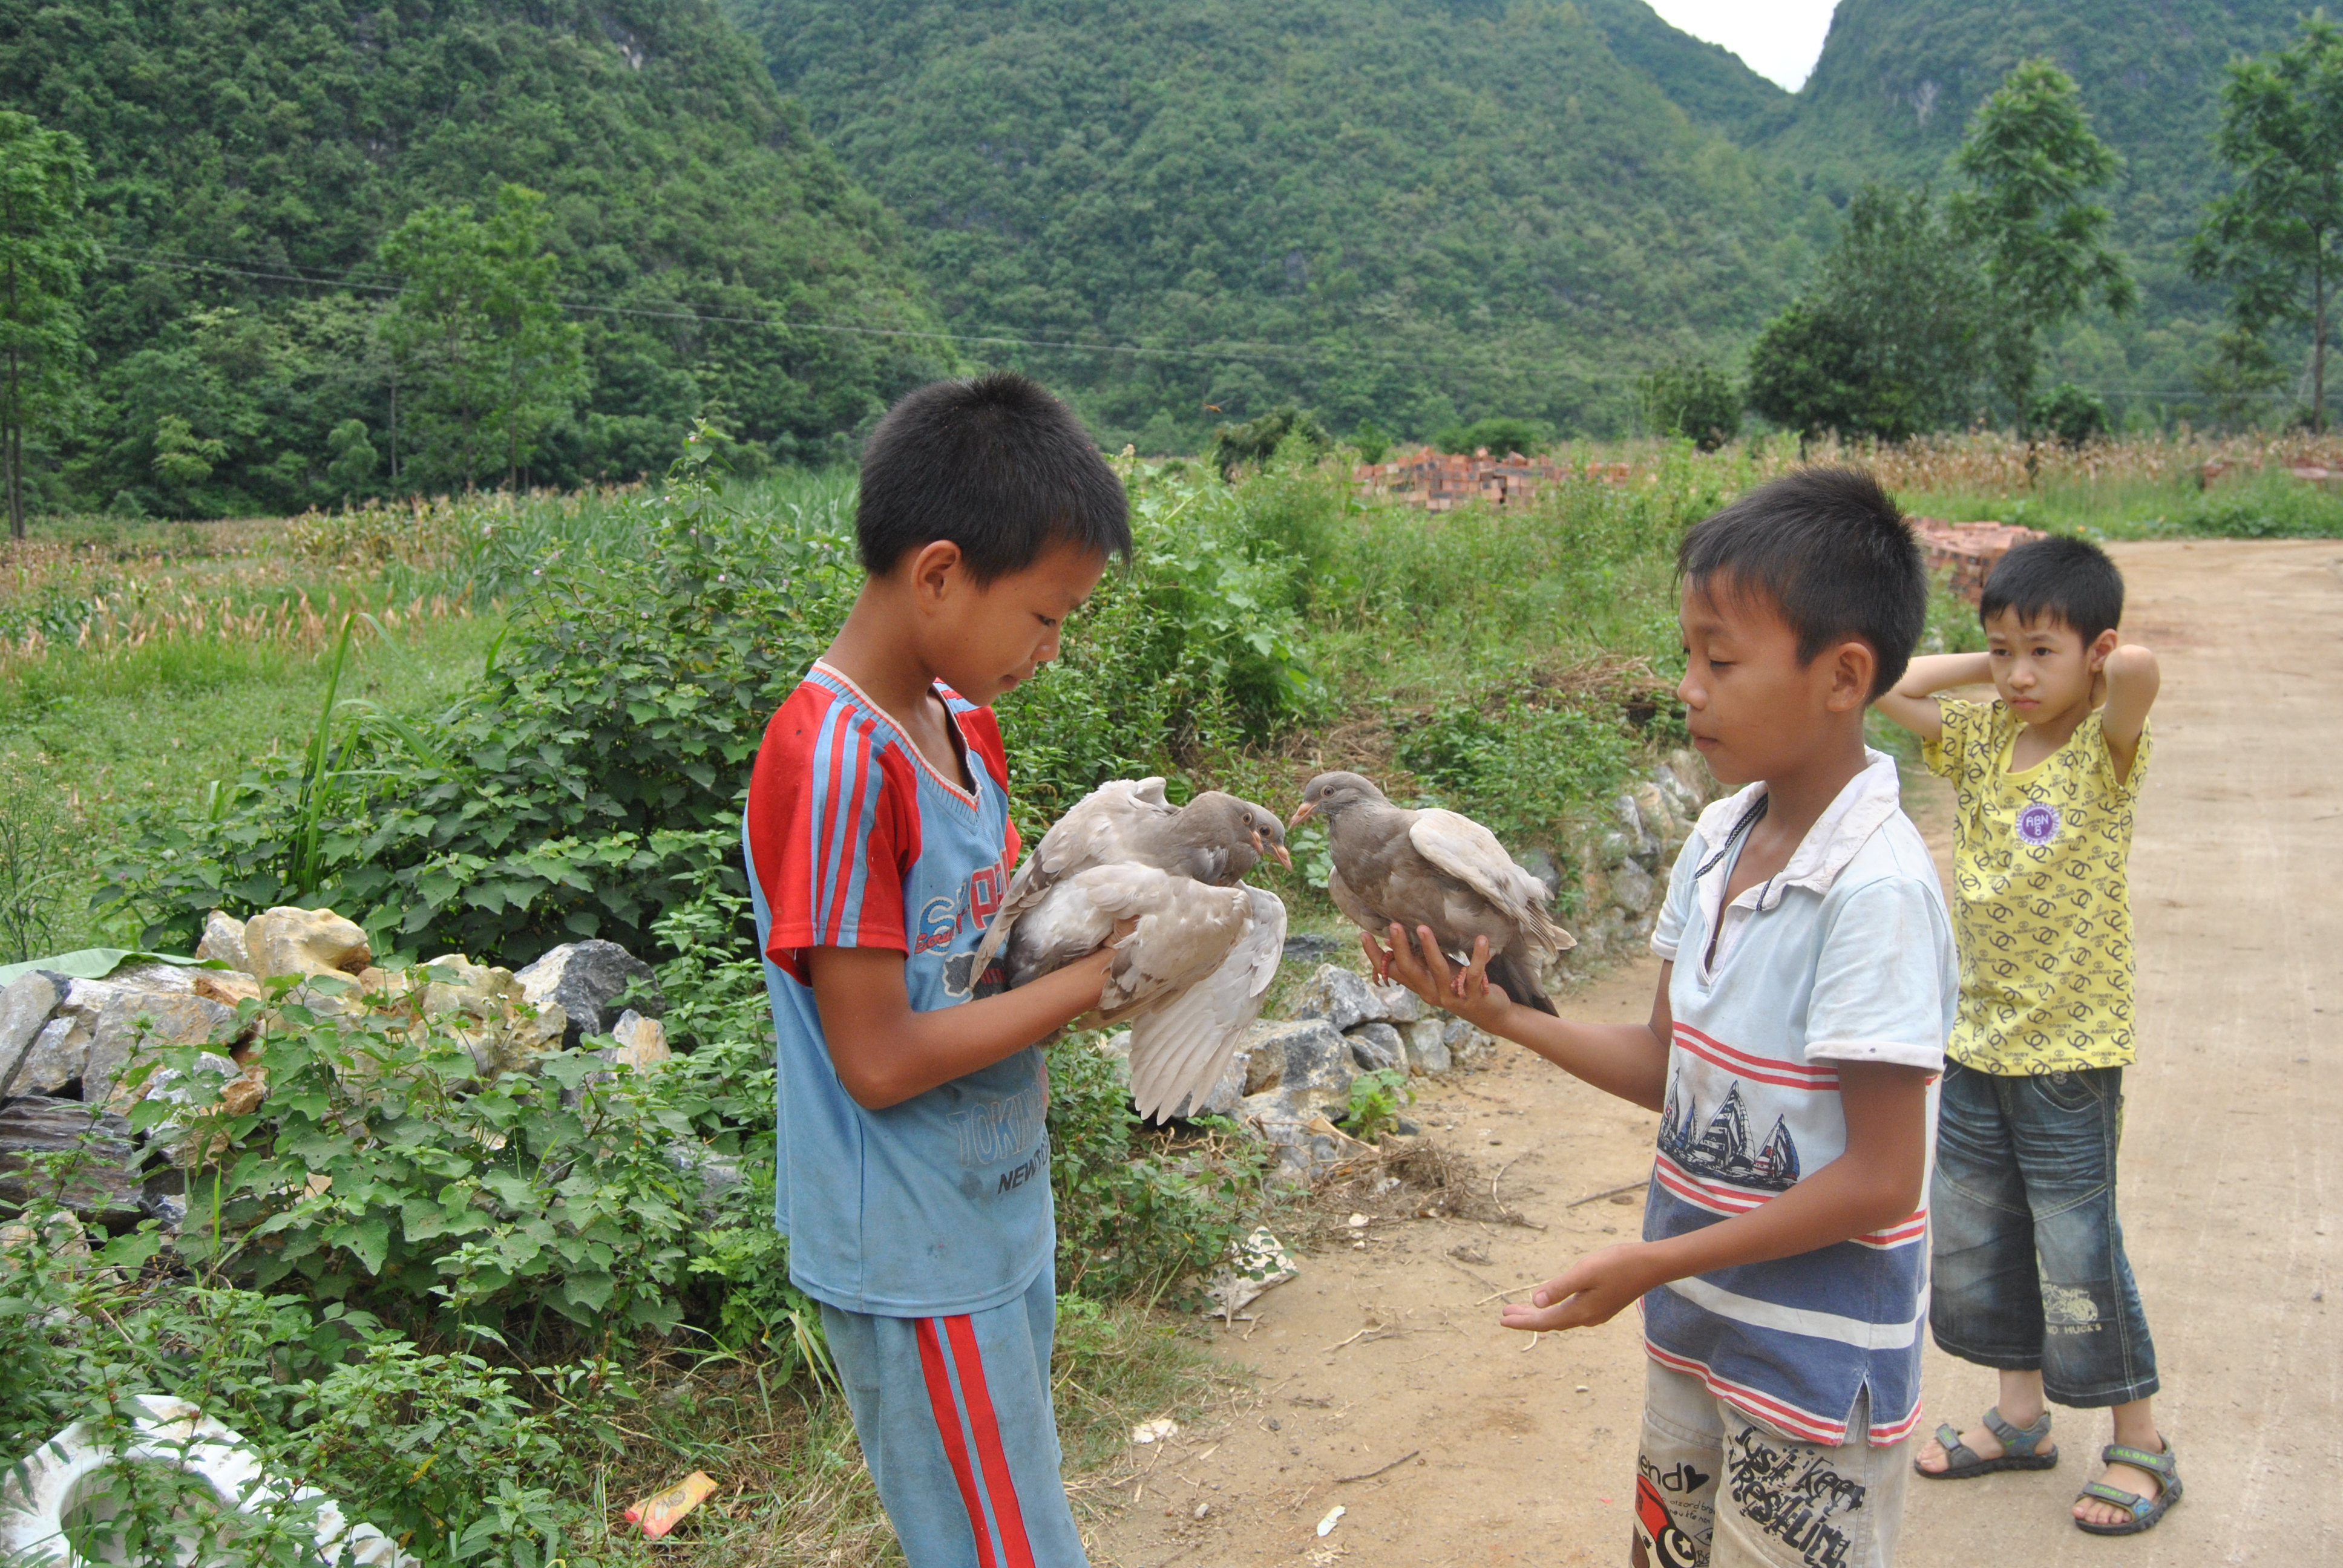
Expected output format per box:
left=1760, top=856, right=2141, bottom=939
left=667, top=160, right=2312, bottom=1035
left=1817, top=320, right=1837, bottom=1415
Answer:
left=1513, top=846, right=1563, bottom=901
left=13, top=1018, right=85, bottom=1097
left=514, top=940, right=663, bottom=1047
left=1292, top=964, right=1423, bottom=1031
left=607, top=1010, right=670, bottom=1070
left=1610, top=858, right=1657, bottom=916
left=82, top=988, right=239, bottom=1108
left=1345, top=1022, right=1404, bottom=1074
left=1238, top=1019, right=1354, bottom=1099
left=195, top=910, right=251, bottom=972
left=1280, top=932, right=1347, bottom=965
left=0, top=1097, right=142, bottom=1220
left=192, top=970, right=266, bottom=1009
left=1176, top=1050, right=1251, bottom=1120
left=1442, top=1015, right=1496, bottom=1068
left=243, top=907, right=371, bottom=979
left=1403, top=1018, right=1451, bottom=1074
left=1234, top=1086, right=1360, bottom=1180
left=413, top=956, right=566, bottom=1079
left=0, top=972, right=64, bottom=1099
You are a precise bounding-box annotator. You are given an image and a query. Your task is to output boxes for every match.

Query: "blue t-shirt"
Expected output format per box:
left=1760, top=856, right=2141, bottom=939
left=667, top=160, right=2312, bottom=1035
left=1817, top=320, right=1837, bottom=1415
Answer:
left=743, top=661, right=1047, bottom=1317
left=1643, top=751, right=1958, bottom=1446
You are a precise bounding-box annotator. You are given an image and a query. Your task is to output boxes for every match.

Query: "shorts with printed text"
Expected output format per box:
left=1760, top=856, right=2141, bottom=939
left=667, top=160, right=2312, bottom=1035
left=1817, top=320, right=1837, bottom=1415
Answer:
left=1636, top=1361, right=1910, bottom=1568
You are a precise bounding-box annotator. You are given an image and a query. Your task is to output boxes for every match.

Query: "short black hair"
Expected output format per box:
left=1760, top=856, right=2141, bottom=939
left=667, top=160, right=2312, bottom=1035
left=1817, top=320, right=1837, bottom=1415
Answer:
left=1677, top=467, right=1926, bottom=699
left=856, top=372, right=1132, bottom=580
left=1979, top=534, right=2123, bottom=645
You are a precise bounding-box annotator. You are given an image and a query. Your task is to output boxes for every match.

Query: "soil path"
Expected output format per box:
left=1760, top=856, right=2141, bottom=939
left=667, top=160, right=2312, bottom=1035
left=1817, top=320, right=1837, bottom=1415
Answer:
left=1093, top=539, right=2341, bottom=1566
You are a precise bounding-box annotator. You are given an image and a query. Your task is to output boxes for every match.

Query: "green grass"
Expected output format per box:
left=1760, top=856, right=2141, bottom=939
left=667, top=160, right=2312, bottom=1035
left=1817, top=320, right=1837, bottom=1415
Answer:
left=0, top=614, right=503, bottom=953
left=1899, top=463, right=2343, bottom=540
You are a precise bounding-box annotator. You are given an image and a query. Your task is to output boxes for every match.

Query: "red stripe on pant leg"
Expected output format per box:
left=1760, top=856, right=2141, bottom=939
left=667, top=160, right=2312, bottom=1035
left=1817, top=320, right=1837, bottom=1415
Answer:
left=943, top=1315, right=1038, bottom=1568
left=914, top=1316, right=1000, bottom=1568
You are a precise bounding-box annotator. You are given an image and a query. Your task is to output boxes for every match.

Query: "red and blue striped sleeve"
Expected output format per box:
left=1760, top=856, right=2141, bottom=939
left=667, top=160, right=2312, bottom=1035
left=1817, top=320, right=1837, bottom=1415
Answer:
left=746, top=683, right=921, bottom=979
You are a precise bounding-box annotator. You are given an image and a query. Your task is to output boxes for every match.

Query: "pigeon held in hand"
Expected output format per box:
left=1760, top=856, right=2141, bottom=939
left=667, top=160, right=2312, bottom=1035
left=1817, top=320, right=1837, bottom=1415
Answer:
left=1290, top=770, right=1573, bottom=1014
left=972, top=776, right=1287, bottom=980
left=1000, top=864, right=1286, bottom=1121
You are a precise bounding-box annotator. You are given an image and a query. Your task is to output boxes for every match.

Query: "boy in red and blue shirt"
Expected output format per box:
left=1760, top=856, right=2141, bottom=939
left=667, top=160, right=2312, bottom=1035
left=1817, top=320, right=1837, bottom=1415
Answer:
left=744, top=373, right=1131, bottom=1567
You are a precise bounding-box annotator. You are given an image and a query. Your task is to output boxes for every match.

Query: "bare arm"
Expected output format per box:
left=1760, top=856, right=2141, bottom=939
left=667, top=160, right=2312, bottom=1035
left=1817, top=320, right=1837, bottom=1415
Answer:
left=1499, top=1060, right=1931, bottom=1332
left=1872, top=651, right=1992, bottom=741
left=2097, top=642, right=2158, bottom=781
left=1368, top=924, right=1671, bottom=1110
left=810, top=945, right=1118, bottom=1109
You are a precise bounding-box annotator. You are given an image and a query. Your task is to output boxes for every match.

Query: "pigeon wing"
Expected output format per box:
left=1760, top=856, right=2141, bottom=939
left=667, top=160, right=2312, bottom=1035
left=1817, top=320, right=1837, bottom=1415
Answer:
left=1126, top=886, right=1286, bottom=1122
left=1086, top=869, right=1248, bottom=1021
left=1406, top=809, right=1575, bottom=953
left=975, top=777, right=1179, bottom=975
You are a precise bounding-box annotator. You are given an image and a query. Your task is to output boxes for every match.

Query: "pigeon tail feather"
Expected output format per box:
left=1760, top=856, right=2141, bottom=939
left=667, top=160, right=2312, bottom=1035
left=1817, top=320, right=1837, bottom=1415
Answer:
left=1487, top=950, right=1558, bottom=1016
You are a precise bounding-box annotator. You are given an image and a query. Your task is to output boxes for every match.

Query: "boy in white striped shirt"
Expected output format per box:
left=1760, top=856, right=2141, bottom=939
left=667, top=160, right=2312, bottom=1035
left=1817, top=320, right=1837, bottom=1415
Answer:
left=1377, top=469, right=1955, bottom=1568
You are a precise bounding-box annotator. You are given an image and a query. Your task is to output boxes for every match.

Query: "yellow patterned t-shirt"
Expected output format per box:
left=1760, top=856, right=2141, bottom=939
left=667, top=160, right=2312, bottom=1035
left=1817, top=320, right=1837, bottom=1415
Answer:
left=1922, top=698, right=2151, bottom=1073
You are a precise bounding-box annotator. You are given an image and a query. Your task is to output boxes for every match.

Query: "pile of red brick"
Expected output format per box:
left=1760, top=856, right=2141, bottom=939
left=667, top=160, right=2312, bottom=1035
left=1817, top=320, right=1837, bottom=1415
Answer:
left=1355, top=448, right=1634, bottom=512
left=1910, top=518, right=2045, bottom=603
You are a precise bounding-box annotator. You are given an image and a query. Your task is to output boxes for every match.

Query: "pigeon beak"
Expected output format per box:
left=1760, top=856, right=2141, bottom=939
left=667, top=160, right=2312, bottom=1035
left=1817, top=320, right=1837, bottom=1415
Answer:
left=1288, top=800, right=1316, bottom=829
left=1272, top=841, right=1293, bottom=869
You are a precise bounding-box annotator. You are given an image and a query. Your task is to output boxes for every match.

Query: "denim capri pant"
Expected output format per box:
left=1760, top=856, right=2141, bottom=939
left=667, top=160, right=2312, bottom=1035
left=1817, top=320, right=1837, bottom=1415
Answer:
left=1929, top=1060, right=2160, bottom=1408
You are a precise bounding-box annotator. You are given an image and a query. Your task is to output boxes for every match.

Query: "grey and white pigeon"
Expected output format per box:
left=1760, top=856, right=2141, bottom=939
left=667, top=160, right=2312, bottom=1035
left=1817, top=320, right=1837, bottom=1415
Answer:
left=999, top=864, right=1286, bottom=1121
left=972, top=777, right=1286, bottom=974
left=1290, top=770, right=1574, bottom=1014
left=972, top=777, right=1291, bottom=1120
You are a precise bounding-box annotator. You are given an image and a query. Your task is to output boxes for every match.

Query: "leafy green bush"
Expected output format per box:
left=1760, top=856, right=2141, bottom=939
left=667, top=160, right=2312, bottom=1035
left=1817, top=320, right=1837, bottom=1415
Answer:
left=1210, top=407, right=1330, bottom=477
left=1393, top=686, right=1639, bottom=851
left=2030, top=382, right=2110, bottom=447
left=1337, top=1068, right=1412, bottom=1142
left=105, top=452, right=1322, bottom=965
left=0, top=1217, right=624, bottom=1568
left=148, top=990, right=703, bottom=1338
left=1639, top=360, right=1743, bottom=451
left=1044, top=1031, right=1267, bottom=1303
left=1434, top=416, right=1550, bottom=457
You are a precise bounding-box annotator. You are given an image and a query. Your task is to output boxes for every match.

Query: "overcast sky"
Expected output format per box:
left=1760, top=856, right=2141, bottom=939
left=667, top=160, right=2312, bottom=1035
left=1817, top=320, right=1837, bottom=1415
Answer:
left=1645, top=1, right=1841, bottom=91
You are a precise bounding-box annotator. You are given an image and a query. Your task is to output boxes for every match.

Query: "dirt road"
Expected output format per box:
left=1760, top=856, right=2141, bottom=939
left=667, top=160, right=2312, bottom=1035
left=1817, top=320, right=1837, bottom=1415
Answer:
left=1093, top=539, right=2341, bottom=1566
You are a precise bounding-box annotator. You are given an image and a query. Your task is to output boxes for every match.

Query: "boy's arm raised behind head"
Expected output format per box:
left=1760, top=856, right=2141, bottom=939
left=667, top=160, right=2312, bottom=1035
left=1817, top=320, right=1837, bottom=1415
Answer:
left=811, top=944, right=1118, bottom=1109
left=1873, top=652, right=1991, bottom=740
left=2098, top=642, right=2158, bottom=782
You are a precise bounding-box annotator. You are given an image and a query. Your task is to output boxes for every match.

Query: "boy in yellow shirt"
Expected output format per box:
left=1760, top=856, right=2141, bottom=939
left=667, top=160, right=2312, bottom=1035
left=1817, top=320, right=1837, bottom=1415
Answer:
left=1874, top=535, right=2178, bottom=1537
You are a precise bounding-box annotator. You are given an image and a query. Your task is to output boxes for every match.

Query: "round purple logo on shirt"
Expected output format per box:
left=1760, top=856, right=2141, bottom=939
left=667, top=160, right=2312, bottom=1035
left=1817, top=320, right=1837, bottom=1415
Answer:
left=2016, top=803, right=2062, bottom=846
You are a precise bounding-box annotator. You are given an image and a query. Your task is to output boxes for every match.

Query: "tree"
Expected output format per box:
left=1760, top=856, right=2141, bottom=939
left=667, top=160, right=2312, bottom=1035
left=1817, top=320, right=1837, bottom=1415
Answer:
left=1746, top=186, right=1985, bottom=442
left=1638, top=360, right=1741, bottom=450
left=2194, top=327, right=2290, bottom=428
left=1432, top=416, right=1549, bottom=457
left=2192, top=16, right=2343, bottom=433
left=1210, top=406, right=1329, bottom=477
left=0, top=113, right=96, bottom=540
left=381, top=185, right=586, bottom=490
left=1951, top=60, right=2135, bottom=433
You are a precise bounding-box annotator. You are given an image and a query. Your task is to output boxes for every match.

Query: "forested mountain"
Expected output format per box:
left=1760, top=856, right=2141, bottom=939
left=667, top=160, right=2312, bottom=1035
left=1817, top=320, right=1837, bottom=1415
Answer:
left=1768, top=0, right=2317, bottom=409
left=724, top=0, right=1837, bottom=447
left=0, top=0, right=946, bottom=515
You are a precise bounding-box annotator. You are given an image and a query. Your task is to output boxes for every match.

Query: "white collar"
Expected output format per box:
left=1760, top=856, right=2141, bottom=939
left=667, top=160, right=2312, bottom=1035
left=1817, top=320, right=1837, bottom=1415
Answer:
left=1691, top=748, right=1904, bottom=912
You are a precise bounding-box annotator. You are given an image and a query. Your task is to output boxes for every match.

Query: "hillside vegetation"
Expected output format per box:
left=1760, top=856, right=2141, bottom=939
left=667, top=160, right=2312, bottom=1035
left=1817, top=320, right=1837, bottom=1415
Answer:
left=1769, top=0, right=2318, bottom=413
left=726, top=0, right=1835, bottom=448
left=0, top=0, right=946, bottom=515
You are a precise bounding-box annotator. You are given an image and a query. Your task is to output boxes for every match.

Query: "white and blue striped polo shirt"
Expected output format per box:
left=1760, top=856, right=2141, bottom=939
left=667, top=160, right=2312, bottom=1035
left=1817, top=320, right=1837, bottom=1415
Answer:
left=1644, top=750, right=1956, bottom=1446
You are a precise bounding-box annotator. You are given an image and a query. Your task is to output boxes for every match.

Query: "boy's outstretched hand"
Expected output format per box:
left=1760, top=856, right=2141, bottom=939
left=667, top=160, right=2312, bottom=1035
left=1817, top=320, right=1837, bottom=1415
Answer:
left=1499, top=1243, right=1665, bottom=1333
left=1366, top=923, right=1514, bottom=1033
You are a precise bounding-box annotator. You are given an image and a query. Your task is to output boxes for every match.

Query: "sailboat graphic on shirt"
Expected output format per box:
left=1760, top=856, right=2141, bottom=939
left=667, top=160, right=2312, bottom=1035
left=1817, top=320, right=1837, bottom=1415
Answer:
left=1657, top=1080, right=1801, bottom=1193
